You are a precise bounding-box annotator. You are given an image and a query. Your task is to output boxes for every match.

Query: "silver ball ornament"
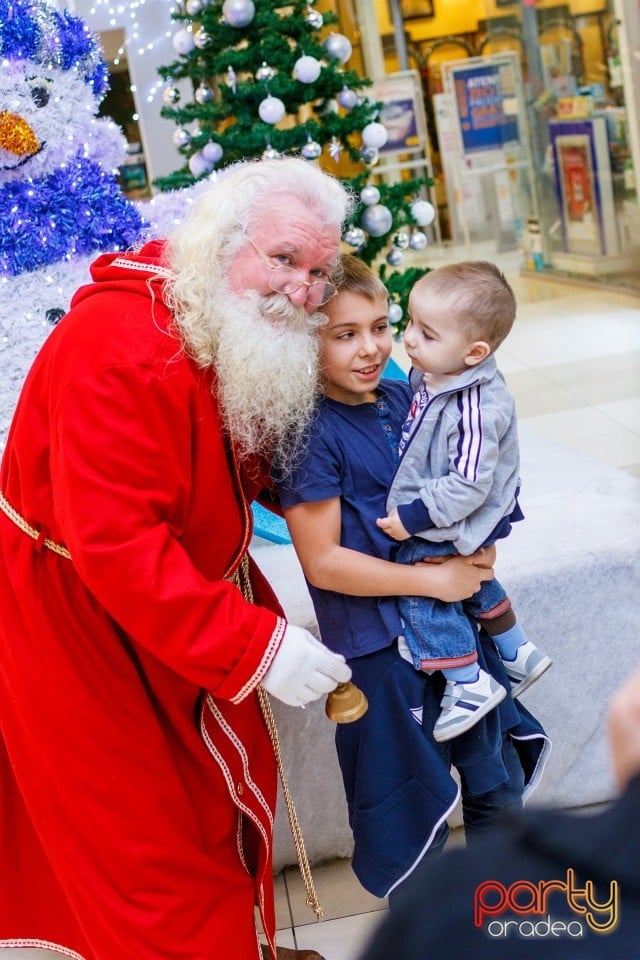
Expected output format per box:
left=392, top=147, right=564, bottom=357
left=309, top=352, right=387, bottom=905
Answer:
left=255, top=62, right=276, bottom=82
left=360, top=203, right=393, bottom=237
left=163, top=85, right=181, bottom=105
left=222, top=0, right=255, bottom=27
left=203, top=141, right=223, bottom=164
left=195, top=82, right=214, bottom=104
left=293, top=55, right=321, bottom=84
left=258, top=95, right=285, bottom=124
left=194, top=29, right=211, bottom=49
left=172, top=28, right=195, bottom=56
left=338, top=86, right=358, bottom=110
left=360, top=185, right=380, bottom=206
left=262, top=145, right=281, bottom=160
left=186, top=0, right=203, bottom=13
left=409, top=230, right=428, bottom=250
left=301, top=138, right=322, bottom=160
left=359, top=145, right=380, bottom=166
left=172, top=127, right=192, bottom=148
left=362, top=122, right=388, bottom=149
left=388, top=302, right=403, bottom=325
left=386, top=249, right=405, bottom=267
left=411, top=199, right=436, bottom=226
left=392, top=232, right=410, bottom=250
left=322, top=33, right=352, bottom=64
left=344, top=226, right=366, bottom=247
left=189, top=151, right=213, bottom=178
left=304, top=8, right=323, bottom=28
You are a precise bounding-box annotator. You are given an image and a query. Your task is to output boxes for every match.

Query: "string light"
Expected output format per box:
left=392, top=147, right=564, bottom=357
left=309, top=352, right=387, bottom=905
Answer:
left=82, top=0, right=179, bottom=105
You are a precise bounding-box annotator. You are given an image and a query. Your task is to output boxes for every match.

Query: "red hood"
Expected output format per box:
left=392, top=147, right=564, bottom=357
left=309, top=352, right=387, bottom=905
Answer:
left=71, top=240, right=173, bottom=310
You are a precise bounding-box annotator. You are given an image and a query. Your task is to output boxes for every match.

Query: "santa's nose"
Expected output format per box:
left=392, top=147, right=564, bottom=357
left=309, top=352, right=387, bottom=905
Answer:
left=0, top=112, right=40, bottom=156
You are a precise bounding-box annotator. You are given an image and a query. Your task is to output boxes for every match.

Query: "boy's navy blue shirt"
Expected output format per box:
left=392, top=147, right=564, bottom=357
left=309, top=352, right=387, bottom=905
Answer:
left=277, top=379, right=412, bottom=659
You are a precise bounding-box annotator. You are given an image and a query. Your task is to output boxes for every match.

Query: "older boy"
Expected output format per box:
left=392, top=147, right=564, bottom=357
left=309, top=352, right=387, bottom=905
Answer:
left=278, top=256, right=549, bottom=900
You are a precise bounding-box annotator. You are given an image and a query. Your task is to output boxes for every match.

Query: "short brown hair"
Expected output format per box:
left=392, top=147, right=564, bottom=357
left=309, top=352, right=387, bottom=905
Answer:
left=411, top=261, right=516, bottom=350
left=333, top=253, right=388, bottom=301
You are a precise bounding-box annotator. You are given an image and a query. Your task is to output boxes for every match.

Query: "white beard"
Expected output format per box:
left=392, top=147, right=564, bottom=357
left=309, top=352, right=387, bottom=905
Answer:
left=210, top=287, right=325, bottom=473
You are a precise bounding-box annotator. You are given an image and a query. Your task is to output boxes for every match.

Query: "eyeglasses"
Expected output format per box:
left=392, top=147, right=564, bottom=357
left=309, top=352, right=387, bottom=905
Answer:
left=246, top=237, right=337, bottom=307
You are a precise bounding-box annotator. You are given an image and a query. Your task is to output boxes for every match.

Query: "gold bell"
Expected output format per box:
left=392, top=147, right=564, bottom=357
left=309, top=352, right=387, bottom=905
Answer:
left=325, top=681, right=368, bottom=724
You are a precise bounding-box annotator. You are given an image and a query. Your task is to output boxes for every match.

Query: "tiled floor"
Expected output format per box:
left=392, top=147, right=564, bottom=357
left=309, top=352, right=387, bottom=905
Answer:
left=3, top=257, right=639, bottom=960
left=267, top=254, right=640, bottom=959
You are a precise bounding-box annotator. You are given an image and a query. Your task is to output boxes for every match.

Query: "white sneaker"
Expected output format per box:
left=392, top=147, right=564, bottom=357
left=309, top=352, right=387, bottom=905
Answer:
left=502, top=641, right=553, bottom=698
left=432, top=669, right=506, bottom=743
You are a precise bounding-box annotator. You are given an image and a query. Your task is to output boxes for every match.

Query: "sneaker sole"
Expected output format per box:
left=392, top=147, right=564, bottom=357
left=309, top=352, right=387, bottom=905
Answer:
left=510, top=656, right=553, bottom=699
left=432, top=684, right=507, bottom=743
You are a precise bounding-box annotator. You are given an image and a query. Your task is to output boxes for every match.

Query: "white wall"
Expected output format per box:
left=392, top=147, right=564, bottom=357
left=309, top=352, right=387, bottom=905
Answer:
left=63, top=0, right=191, bottom=187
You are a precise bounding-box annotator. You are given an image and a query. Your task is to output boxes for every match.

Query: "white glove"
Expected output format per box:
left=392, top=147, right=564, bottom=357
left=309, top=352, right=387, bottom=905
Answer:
left=262, top=624, right=351, bottom=707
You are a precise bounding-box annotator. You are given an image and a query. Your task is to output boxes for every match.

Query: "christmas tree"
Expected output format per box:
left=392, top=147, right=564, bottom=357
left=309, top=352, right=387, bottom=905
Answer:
left=154, top=0, right=436, bottom=329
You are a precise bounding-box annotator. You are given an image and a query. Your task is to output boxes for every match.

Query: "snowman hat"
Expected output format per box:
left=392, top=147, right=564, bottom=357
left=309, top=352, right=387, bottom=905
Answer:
left=0, top=0, right=109, bottom=98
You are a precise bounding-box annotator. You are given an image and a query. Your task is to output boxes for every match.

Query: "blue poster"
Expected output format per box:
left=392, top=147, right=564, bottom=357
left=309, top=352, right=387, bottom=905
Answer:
left=454, top=64, right=520, bottom=153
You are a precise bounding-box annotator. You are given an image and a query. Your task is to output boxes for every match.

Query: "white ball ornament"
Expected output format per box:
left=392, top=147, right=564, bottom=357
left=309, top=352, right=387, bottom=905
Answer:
left=189, top=152, right=213, bottom=178
left=362, top=122, right=388, bottom=149
left=203, top=142, right=223, bottom=164
left=360, top=185, right=380, bottom=206
left=388, top=302, right=403, bottom=325
left=344, top=226, right=366, bottom=247
left=186, top=0, right=203, bottom=13
left=293, top=55, right=321, bottom=84
left=222, top=0, right=255, bottom=27
left=360, top=203, right=393, bottom=237
left=172, top=29, right=195, bottom=56
left=338, top=86, right=358, bottom=110
left=323, top=33, right=353, bottom=64
left=409, top=230, right=428, bottom=250
left=411, top=199, right=436, bottom=227
left=258, top=95, right=285, bottom=124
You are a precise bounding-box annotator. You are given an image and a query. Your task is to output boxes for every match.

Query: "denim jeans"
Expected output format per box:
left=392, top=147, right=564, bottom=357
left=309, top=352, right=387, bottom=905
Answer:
left=395, top=536, right=509, bottom=670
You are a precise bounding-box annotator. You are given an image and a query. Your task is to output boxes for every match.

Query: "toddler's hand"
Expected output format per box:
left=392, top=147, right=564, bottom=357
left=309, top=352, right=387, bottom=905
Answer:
left=376, top=508, right=410, bottom=541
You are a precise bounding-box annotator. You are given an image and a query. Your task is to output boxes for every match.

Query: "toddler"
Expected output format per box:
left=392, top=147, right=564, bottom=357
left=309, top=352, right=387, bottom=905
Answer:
left=377, top=261, right=552, bottom=742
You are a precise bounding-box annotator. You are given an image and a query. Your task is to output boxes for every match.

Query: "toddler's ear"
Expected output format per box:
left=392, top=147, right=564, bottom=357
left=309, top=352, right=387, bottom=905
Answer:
left=465, top=341, right=491, bottom=367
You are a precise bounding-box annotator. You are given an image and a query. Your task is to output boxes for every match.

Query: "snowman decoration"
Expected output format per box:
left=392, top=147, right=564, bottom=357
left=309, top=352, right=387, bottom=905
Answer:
left=0, top=0, right=146, bottom=275
left=0, top=0, right=149, bottom=448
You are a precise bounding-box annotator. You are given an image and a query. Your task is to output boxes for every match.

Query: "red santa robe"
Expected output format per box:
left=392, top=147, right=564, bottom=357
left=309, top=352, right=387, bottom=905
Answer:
left=0, top=242, right=287, bottom=959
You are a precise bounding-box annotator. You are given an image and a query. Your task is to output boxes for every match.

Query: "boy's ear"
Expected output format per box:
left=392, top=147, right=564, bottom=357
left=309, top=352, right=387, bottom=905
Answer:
left=464, top=340, right=491, bottom=367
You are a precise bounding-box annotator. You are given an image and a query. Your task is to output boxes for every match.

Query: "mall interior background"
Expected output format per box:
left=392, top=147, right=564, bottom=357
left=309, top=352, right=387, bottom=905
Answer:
left=73, top=0, right=640, bottom=293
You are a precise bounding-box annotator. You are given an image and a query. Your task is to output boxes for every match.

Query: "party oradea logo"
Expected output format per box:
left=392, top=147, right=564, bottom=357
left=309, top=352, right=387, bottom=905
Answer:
left=474, top=869, right=619, bottom=940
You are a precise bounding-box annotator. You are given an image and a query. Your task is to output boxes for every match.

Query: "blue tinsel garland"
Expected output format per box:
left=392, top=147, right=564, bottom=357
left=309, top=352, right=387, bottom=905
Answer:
left=0, top=154, right=146, bottom=276
left=0, top=0, right=108, bottom=97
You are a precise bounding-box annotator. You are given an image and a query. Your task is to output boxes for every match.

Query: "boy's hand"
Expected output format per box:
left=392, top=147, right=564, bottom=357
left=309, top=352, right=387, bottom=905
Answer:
left=376, top=508, right=410, bottom=541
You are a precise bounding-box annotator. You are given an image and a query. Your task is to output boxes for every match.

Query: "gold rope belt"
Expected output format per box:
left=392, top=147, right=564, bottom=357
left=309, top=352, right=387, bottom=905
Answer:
left=0, top=489, right=323, bottom=921
left=0, top=490, right=71, bottom=558
left=231, top=557, right=323, bottom=921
